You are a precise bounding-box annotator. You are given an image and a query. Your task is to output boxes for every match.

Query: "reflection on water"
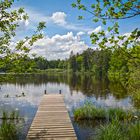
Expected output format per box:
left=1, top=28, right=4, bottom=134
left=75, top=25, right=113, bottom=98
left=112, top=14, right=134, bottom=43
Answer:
left=0, top=74, right=134, bottom=140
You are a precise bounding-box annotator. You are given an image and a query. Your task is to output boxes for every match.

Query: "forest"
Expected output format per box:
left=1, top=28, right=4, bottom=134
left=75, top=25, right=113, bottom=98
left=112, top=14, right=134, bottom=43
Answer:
left=1, top=43, right=140, bottom=107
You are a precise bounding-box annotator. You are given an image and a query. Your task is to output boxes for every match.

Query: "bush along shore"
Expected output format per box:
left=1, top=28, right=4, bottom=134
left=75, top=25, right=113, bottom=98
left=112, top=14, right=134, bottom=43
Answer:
left=74, top=103, right=140, bottom=140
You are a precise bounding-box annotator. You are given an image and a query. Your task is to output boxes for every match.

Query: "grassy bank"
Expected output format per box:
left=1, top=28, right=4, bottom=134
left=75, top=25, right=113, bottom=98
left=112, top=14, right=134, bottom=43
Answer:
left=74, top=103, right=139, bottom=121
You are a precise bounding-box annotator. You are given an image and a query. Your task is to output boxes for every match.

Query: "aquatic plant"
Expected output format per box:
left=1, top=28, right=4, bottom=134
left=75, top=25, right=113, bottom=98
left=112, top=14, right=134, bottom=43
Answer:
left=10, top=111, right=19, bottom=120
left=0, top=120, right=18, bottom=140
left=94, top=120, right=140, bottom=140
left=107, top=108, right=128, bottom=120
left=95, top=119, right=124, bottom=140
left=0, top=111, right=21, bottom=140
left=74, top=103, right=135, bottom=121
left=128, top=121, right=140, bottom=140
left=0, top=111, right=20, bottom=120
left=74, top=103, right=106, bottom=121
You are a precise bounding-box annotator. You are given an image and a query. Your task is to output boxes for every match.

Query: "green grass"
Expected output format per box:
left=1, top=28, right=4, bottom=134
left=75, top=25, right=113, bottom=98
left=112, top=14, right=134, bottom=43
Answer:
left=128, top=121, right=140, bottom=140
left=74, top=104, right=140, bottom=140
left=0, top=120, right=18, bottom=140
left=107, top=108, right=130, bottom=120
left=95, top=119, right=124, bottom=140
left=74, top=103, right=137, bottom=121
left=74, top=103, right=106, bottom=121
left=0, top=111, right=21, bottom=140
left=1, top=111, right=20, bottom=120
left=95, top=120, right=140, bottom=140
left=132, top=90, right=140, bottom=107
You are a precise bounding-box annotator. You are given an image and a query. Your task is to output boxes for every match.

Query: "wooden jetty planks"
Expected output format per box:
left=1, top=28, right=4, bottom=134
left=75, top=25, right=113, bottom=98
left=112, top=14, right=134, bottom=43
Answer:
left=26, top=94, right=77, bottom=140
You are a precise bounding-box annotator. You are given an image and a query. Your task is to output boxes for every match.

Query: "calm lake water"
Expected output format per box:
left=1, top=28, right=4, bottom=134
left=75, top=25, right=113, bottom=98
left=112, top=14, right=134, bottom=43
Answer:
left=0, top=74, right=135, bottom=140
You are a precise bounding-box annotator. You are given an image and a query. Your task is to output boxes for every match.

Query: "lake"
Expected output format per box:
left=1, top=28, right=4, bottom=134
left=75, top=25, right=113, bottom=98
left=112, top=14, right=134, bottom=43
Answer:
left=0, top=74, right=135, bottom=140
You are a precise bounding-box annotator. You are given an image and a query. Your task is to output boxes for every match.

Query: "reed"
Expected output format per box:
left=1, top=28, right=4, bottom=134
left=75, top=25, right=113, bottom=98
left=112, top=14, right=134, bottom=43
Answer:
left=95, top=120, right=140, bottom=140
left=74, top=103, right=136, bottom=121
left=0, top=111, right=20, bottom=140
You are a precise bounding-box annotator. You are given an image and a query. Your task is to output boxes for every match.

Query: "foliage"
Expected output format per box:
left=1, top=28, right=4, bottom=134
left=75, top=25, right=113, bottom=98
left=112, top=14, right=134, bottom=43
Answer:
left=0, top=0, right=46, bottom=73
left=108, top=44, right=140, bottom=106
left=68, top=48, right=111, bottom=79
left=72, top=0, right=140, bottom=106
left=72, top=0, right=140, bottom=21
left=72, top=0, right=140, bottom=51
left=69, top=51, right=77, bottom=72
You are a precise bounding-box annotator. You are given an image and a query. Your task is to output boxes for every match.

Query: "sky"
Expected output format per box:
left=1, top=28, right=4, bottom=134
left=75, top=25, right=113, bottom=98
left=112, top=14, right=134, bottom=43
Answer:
left=12, top=0, right=140, bottom=60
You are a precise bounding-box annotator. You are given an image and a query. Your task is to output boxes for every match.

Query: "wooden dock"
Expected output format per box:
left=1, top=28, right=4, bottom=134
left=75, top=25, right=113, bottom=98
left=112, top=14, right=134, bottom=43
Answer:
left=26, top=94, right=77, bottom=140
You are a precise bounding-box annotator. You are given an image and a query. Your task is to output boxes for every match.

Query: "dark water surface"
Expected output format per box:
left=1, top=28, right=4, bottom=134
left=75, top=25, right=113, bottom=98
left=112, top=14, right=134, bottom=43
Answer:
left=0, top=74, right=134, bottom=140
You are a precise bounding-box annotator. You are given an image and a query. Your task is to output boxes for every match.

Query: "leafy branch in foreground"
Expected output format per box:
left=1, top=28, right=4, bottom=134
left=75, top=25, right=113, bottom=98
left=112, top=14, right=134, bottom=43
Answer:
left=0, top=0, right=46, bottom=72
left=72, top=0, right=140, bottom=52
left=72, top=0, right=140, bottom=21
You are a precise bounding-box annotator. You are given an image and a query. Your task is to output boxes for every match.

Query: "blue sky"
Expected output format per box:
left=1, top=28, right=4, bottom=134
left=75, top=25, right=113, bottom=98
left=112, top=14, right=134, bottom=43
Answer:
left=12, top=0, right=140, bottom=60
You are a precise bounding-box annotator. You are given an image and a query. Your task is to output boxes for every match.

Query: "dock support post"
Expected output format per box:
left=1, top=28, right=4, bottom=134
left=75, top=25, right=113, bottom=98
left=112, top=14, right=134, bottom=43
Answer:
left=59, top=90, right=61, bottom=94
left=44, top=90, right=47, bottom=94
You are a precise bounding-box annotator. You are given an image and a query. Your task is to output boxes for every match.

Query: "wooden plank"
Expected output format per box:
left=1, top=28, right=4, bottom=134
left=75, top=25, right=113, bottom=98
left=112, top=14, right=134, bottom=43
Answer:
left=26, top=94, right=77, bottom=140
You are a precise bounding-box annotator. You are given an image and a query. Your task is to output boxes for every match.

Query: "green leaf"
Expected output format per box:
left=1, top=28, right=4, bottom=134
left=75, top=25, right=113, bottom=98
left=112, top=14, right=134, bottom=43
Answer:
left=93, top=18, right=99, bottom=23
left=37, top=22, right=46, bottom=32
left=78, top=16, right=83, bottom=20
left=108, top=27, right=112, bottom=32
left=102, top=20, right=106, bottom=25
left=91, top=4, right=95, bottom=8
left=18, top=8, right=24, bottom=14
left=77, top=0, right=81, bottom=4
left=71, top=3, right=77, bottom=8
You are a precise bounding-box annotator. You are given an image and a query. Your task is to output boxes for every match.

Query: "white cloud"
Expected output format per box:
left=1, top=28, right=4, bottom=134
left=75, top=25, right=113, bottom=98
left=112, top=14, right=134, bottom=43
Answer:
left=87, top=26, right=102, bottom=35
left=12, top=6, right=95, bottom=33
left=9, top=7, right=105, bottom=60
left=31, top=32, right=88, bottom=60
left=60, top=23, right=93, bottom=32
left=77, top=31, right=85, bottom=36
left=51, top=12, right=67, bottom=25
left=50, top=12, right=94, bottom=32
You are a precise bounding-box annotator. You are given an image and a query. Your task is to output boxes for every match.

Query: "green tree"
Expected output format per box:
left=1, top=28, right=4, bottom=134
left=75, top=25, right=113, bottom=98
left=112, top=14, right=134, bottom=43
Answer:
left=76, top=55, right=83, bottom=71
left=69, top=51, right=77, bottom=72
left=34, top=56, right=48, bottom=70
left=109, top=47, right=129, bottom=81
